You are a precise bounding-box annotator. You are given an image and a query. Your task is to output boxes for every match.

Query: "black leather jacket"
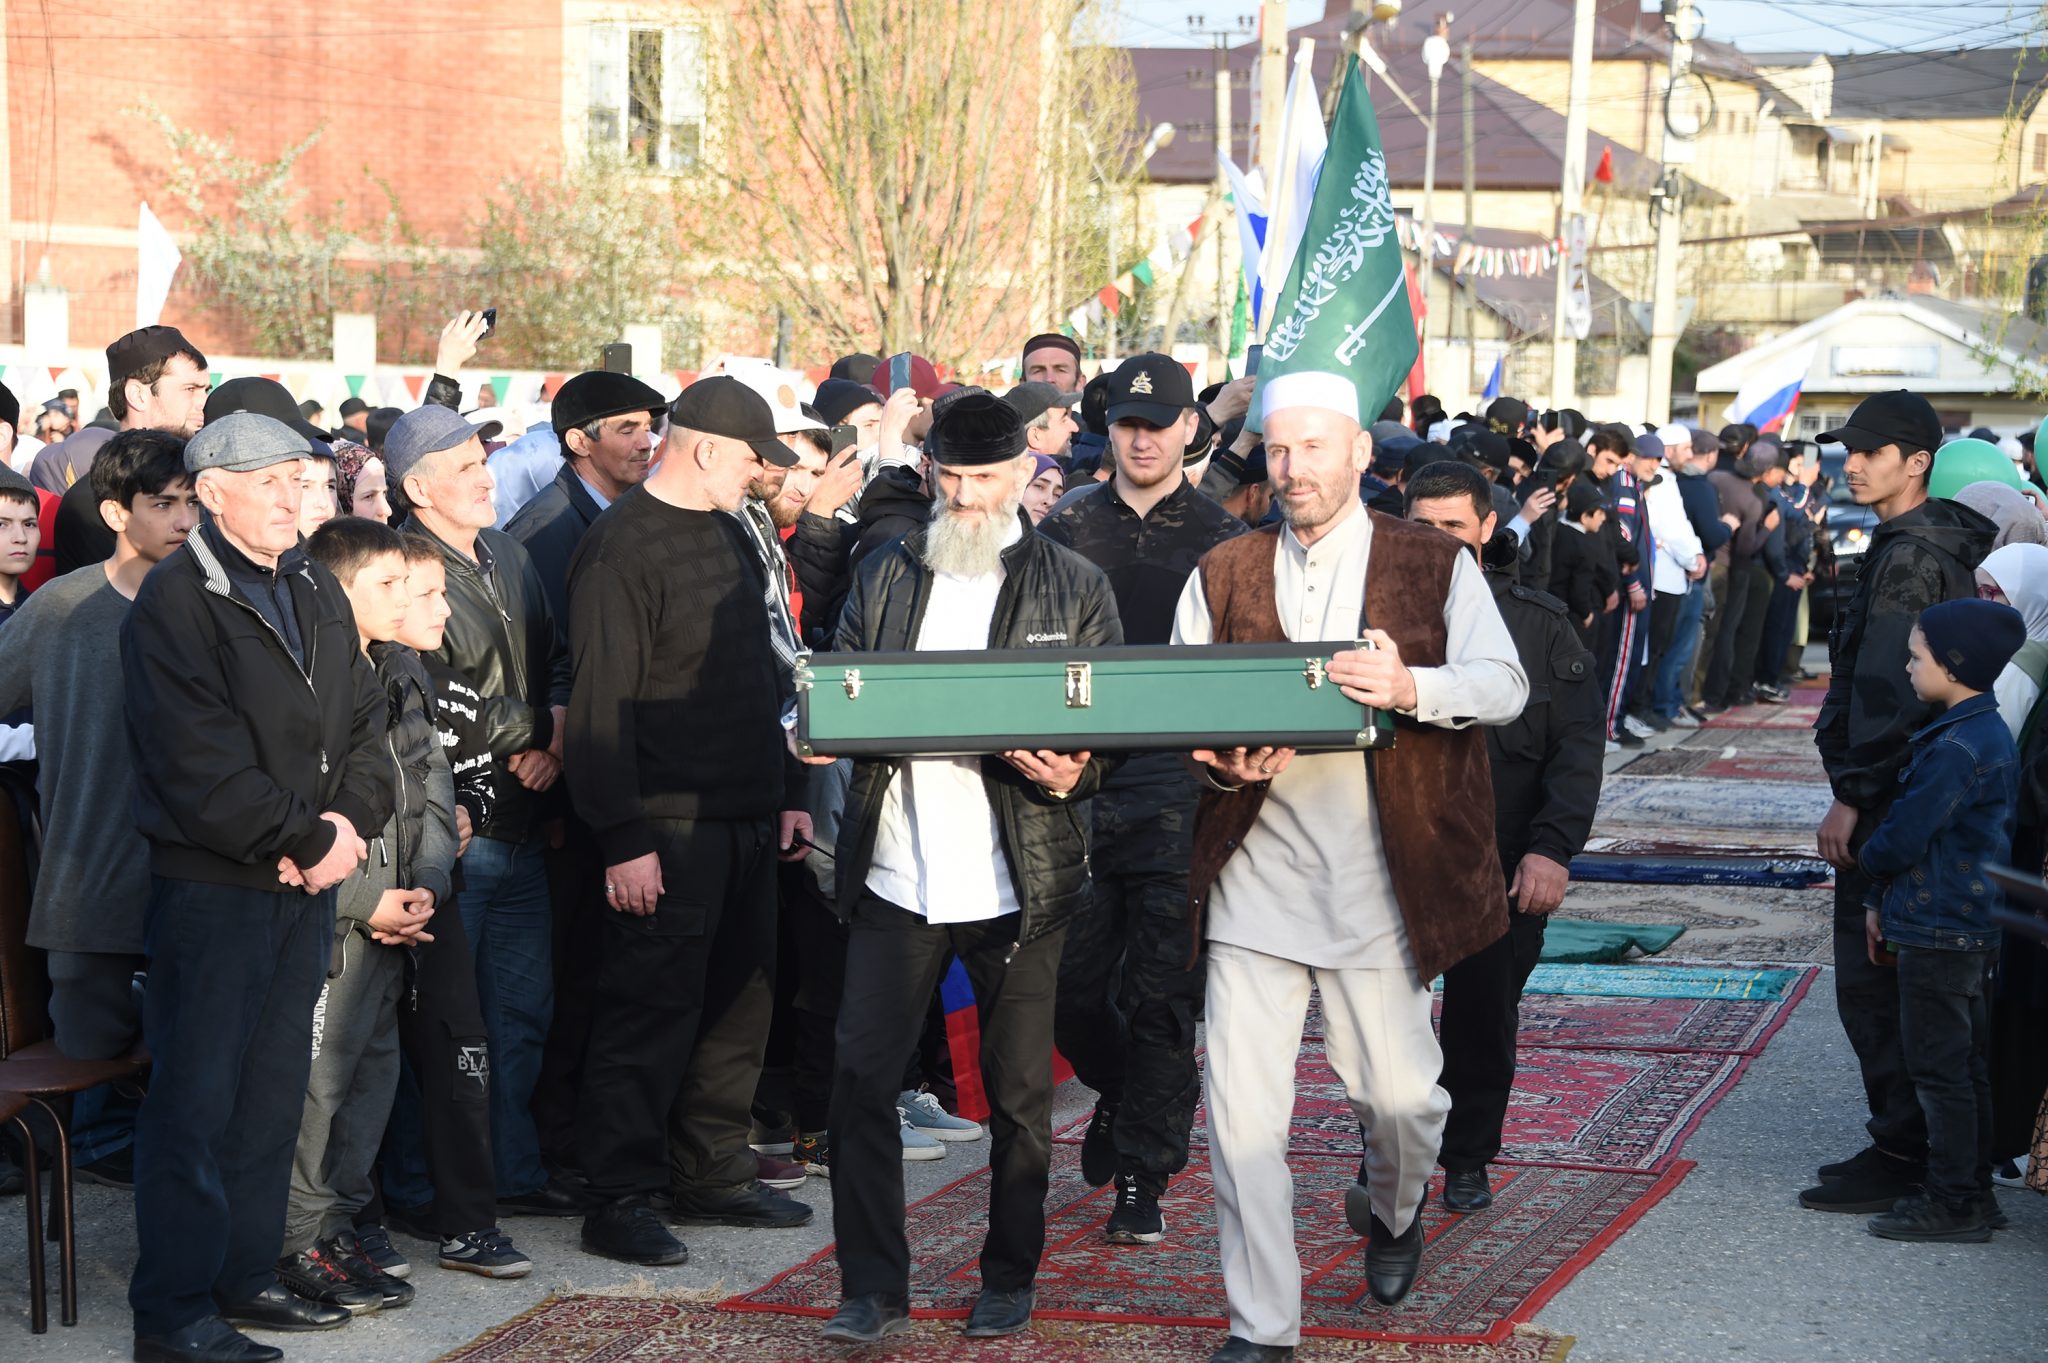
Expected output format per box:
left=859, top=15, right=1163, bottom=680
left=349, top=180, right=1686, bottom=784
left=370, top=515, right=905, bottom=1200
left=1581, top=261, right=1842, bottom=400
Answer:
left=398, top=517, right=571, bottom=844
left=831, top=513, right=1123, bottom=946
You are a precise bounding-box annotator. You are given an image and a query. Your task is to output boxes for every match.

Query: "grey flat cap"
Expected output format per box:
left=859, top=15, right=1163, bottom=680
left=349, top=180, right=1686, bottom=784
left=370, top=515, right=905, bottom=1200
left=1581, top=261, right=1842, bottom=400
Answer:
left=184, top=411, right=313, bottom=474
left=0, top=460, right=31, bottom=497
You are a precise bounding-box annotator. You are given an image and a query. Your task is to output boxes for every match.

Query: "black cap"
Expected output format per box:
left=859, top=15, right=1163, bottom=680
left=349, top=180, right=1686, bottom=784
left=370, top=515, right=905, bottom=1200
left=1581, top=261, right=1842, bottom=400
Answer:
left=56, top=387, right=77, bottom=400
left=812, top=378, right=882, bottom=428
left=365, top=407, right=403, bottom=454
left=204, top=376, right=328, bottom=442
left=1542, top=437, right=1589, bottom=475
left=1819, top=391, right=1943, bottom=456
left=1373, top=431, right=1422, bottom=475
left=668, top=376, right=798, bottom=467
left=0, top=380, right=17, bottom=429
left=1459, top=428, right=1512, bottom=473
left=551, top=370, right=666, bottom=436
left=1078, top=372, right=1112, bottom=436
left=829, top=353, right=882, bottom=386
left=1182, top=407, right=1218, bottom=465
left=1566, top=478, right=1607, bottom=519
left=1235, top=443, right=1268, bottom=487
left=926, top=389, right=1027, bottom=467
left=1484, top=396, right=1530, bottom=434
left=1103, top=353, right=1197, bottom=427
left=339, top=397, right=369, bottom=419
left=107, top=325, right=200, bottom=389
left=1002, top=381, right=1081, bottom=426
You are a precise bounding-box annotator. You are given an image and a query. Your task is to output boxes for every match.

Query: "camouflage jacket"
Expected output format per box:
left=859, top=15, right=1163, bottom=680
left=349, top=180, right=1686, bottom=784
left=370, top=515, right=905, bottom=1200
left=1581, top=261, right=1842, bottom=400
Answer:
left=1816, top=496, right=1996, bottom=810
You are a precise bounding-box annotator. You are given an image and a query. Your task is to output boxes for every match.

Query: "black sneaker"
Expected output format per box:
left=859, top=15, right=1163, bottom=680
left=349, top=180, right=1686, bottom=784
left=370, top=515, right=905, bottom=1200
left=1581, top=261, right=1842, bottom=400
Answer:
left=582, top=1196, right=690, bottom=1266
left=323, top=1233, right=415, bottom=1309
left=1867, top=1193, right=1992, bottom=1243
left=667, top=1181, right=813, bottom=1228
left=440, top=1226, right=534, bottom=1278
left=1817, top=1145, right=1922, bottom=1183
left=1800, top=1160, right=1923, bottom=1214
left=274, top=1245, right=384, bottom=1314
left=347, top=1222, right=410, bottom=1279
left=77, top=1146, right=135, bottom=1190
left=1080, top=1103, right=1119, bottom=1189
left=1106, top=1174, right=1165, bottom=1244
left=1981, top=1192, right=2011, bottom=1231
left=1614, top=728, right=1644, bottom=748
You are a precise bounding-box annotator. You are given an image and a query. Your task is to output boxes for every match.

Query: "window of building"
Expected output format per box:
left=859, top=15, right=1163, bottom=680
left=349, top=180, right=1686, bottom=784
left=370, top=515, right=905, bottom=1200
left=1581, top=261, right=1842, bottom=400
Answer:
left=2034, top=132, right=2047, bottom=174
left=587, top=23, right=707, bottom=172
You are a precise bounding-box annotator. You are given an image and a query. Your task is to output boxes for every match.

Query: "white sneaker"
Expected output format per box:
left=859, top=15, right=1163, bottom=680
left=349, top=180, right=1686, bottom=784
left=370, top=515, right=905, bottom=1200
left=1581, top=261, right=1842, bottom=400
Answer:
left=899, top=1107, right=947, bottom=1161
left=898, top=1088, right=983, bottom=1141
left=1669, top=710, right=1701, bottom=728
left=1604, top=740, right=1621, bottom=754
left=1622, top=714, right=1657, bottom=739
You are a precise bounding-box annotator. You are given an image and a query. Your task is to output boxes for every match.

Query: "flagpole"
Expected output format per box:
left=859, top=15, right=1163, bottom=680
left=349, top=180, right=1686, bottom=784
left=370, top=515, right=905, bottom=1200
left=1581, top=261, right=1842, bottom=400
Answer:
left=1254, top=38, right=1317, bottom=346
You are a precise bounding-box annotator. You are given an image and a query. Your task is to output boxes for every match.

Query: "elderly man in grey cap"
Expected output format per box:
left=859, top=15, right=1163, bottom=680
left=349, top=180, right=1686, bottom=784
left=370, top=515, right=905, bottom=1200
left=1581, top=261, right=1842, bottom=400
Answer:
left=386, top=402, right=584, bottom=1221
left=122, top=412, right=395, bottom=1360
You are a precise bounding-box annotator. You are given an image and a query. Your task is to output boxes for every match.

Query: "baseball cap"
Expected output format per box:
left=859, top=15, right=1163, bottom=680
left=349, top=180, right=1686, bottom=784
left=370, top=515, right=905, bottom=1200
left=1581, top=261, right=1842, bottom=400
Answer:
left=812, top=378, right=883, bottom=429
left=383, top=405, right=506, bottom=485
left=1002, top=381, right=1082, bottom=426
left=1819, top=390, right=1943, bottom=456
left=829, top=353, right=881, bottom=386
left=205, top=376, right=329, bottom=443
left=668, top=375, right=799, bottom=467
left=183, top=412, right=312, bottom=475
left=1104, top=353, right=1197, bottom=427
left=729, top=367, right=826, bottom=435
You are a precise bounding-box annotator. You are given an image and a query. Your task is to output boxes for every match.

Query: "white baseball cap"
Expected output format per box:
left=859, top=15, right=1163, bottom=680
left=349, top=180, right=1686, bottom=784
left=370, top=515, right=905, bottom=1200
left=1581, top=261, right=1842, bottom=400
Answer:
left=1259, top=371, right=1361, bottom=426
left=729, top=365, right=826, bottom=435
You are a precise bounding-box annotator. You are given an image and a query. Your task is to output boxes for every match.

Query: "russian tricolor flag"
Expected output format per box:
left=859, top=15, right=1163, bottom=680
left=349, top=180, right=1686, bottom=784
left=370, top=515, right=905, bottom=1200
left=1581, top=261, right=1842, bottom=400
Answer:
left=1725, top=342, right=1818, bottom=435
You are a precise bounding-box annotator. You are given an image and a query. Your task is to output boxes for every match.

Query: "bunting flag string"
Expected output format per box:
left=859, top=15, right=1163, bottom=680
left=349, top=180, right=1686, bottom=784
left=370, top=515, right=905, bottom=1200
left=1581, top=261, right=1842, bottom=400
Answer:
left=1060, top=213, right=1208, bottom=340
left=1395, top=214, right=1564, bottom=280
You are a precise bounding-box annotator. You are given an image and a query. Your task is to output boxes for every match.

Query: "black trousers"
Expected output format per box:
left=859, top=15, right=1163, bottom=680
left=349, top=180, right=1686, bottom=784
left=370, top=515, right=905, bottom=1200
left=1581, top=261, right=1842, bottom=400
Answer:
left=1053, top=775, right=1204, bottom=1189
left=1897, top=946, right=1997, bottom=1207
left=129, top=877, right=331, bottom=1336
left=531, top=818, right=605, bottom=1168
left=779, top=862, right=848, bottom=1134
left=832, top=892, right=1063, bottom=1303
left=1706, top=563, right=1774, bottom=707
left=576, top=817, right=777, bottom=1202
left=1755, top=581, right=1803, bottom=688
left=1438, top=908, right=1548, bottom=1172
left=1834, top=851, right=1929, bottom=1163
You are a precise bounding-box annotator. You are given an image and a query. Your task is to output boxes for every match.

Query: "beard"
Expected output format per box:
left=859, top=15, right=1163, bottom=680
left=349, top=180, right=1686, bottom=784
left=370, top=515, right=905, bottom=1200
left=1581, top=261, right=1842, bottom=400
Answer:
left=1275, top=476, right=1353, bottom=533
left=922, top=491, right=1022, bottom=577
left=766, top=491, right=806, bottom=530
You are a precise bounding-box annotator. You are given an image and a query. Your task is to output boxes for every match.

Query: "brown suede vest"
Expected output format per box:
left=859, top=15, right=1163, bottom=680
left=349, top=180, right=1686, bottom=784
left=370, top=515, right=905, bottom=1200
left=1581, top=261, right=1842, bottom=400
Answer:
left=1187, top=513, right=1509, bottom=983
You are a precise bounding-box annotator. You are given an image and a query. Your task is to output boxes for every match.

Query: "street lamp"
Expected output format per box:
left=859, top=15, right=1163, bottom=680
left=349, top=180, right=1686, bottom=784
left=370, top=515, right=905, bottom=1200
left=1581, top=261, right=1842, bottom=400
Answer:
left=1420, top=17, right=1451, bottom=297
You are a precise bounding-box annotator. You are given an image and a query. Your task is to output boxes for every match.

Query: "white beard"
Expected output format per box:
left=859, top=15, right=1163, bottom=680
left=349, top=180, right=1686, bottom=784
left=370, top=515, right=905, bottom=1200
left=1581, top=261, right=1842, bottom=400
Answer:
left=922, top=494, right=1020, bottom=577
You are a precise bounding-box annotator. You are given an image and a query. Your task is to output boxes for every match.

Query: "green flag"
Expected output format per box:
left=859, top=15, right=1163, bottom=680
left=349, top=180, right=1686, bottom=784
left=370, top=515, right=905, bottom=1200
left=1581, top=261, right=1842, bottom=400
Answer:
left=1247, top=55, right=1417, bottom=434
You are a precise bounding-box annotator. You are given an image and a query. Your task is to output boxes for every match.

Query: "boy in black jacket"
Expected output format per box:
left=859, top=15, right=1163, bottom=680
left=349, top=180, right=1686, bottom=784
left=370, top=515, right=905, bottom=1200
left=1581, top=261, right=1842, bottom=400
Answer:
left=1550, top=479, right=1614, bottom=652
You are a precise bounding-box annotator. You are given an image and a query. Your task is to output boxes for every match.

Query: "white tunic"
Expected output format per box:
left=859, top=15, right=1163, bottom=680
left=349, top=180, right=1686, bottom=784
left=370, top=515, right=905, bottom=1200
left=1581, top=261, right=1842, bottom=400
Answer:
left=1169, top=502, right=1527, bottom=969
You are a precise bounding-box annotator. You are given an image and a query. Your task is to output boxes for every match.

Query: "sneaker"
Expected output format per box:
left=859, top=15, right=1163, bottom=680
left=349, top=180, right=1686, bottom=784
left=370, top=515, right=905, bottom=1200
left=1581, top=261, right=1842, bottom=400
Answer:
left=1604, top=740, right=1621, bottom=755
left=1992, top=1158, right=2027, bottom=1187
left=1622, top=715, right=1657, bottom=739
left=1614, top=728, right=1644, bottom=748
left=1080, top=1103, right=1119, bottom=1188
left=756, top=1150, right=809, bottom=1190
left=323, top=1233, right=415, bottom=1308
left=1106, top=1174, right=1165, bottom=1244
left=275, top=1245, right=384, bottom=1314
left=794, top=1130, right=831, bottom=1178
left=582, top=1197, right=689, bottom=1265
left=1669, top=709, right=1702, bottom=729
left=899, top=1087, right=984, bottom=1142
left=1816, top=1145, right=1924, bottom=1184
left=439, top=1226, right=533, bottom=1279
left=1800, top=1161, right=1923, bottom=1214
left=1867, top=1192, right=1992, bottom=1243
left=346, top=1223, right=410, bottom=1280
left=750, top=1104, right=796, bottom=1156
left=899, top=1107, right=947, bottom=1162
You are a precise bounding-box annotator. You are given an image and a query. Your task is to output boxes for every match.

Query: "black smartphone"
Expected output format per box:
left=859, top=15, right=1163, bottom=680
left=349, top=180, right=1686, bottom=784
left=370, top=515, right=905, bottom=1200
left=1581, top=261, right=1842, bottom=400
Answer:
left=601, top=342, right=632, bottom=374
left=828, top=423, right=859, bottom=457
left=478, top=307, right=497, bottom=340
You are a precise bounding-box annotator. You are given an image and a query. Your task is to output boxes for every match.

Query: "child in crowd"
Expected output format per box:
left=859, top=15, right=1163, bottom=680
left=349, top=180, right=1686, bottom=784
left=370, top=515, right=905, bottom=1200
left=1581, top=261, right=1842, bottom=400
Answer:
left=280, top=517, right=455, bottom=1314
left=368, top=533, right=532, bottom=1279
left=1857, top=598, right=2027, bottom=1243
left=0, top=463, right=39, bottom=628
left=1549, top=478, right=1613, bottom=651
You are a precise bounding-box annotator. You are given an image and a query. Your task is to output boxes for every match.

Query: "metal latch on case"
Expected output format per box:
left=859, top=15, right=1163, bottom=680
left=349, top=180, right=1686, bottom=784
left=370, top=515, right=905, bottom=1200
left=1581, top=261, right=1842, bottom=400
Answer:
left=1064, top=661, right=1093, bottom=708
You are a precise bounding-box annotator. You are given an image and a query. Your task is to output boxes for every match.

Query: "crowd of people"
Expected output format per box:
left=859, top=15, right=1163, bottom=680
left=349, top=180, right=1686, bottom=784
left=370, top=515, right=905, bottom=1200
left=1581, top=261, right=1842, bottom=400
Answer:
left=0, top=315, right=2044, bottom=1363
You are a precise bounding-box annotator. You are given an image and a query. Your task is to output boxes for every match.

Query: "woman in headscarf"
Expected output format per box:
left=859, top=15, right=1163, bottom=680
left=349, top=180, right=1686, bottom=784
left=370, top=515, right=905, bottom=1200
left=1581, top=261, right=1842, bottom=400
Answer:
left=1954, top=480, right=2048, bottom=551
left=1021, top=453, right=1065, bottom=525
left=331, top=439, right=392, bottom=524
left=1975, top=542, right=2048, bottom=737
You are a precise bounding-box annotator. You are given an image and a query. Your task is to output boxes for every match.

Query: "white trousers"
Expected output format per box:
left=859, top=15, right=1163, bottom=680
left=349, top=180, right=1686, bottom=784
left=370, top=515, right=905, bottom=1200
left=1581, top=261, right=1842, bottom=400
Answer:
left=1205, top=940, right=1449, bottom=1346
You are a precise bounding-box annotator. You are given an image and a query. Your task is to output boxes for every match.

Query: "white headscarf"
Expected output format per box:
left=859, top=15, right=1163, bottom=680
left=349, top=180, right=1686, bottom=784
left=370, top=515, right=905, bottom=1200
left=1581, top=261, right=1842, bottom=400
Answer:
left=1979, top=542, right=2048, bottom=736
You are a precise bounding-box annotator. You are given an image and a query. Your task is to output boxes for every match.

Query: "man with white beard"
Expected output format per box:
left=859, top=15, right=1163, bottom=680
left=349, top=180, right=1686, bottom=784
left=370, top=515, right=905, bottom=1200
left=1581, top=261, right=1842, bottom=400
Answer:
left=806, top=389, right=1124, bottom=1345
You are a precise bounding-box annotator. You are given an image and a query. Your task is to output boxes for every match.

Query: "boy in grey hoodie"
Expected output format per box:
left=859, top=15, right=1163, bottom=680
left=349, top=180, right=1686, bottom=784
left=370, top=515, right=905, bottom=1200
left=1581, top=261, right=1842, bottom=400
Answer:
left=278, top=517, right=456, bottom=1315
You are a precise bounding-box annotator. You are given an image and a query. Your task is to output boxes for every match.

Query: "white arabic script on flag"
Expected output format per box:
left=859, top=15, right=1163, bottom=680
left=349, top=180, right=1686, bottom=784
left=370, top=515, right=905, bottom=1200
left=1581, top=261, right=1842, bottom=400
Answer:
left=1262, top=150, right=1397, bottom=364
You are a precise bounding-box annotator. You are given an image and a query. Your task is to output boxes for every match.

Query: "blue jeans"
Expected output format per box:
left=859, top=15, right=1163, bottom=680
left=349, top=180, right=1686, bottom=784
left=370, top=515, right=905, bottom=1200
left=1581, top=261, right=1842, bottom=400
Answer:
left=459, top=834, right=553, bottom=1198
left=1653, top=580, right=1706, bottom=720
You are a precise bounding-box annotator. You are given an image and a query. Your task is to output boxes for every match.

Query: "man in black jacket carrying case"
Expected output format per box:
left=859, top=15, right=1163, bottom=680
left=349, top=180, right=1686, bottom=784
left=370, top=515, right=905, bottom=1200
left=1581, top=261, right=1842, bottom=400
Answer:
left=123, top=412, right=394, bottom=1363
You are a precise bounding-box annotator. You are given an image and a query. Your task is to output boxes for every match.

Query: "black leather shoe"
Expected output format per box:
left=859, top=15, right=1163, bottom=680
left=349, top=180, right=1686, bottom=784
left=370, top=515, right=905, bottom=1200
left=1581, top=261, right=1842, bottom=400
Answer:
left=1343, top=1175, right=1371, bottom=1237
left=219, top=1282, right=352, bottom=1333
left=820, top=1294, right=911, bottom=1343
left=498, top=1174, right=587, bottom=1218
left=1080, top=1103, right=1119, bottom=1188
left=1441, top=1167, right=1493, bottom=1213
left=1206, top=1336, right=1295, bottom=1362
left=962, top=1286, right=1034, bottom=1338
left=581, top=1197, right=689, bottom=1265
left=668, top=1181, right=813, bottom=1228
left=135, top=1316, right=283, bottom=1363
left=1365, top=1207, right=1425, bottom=1307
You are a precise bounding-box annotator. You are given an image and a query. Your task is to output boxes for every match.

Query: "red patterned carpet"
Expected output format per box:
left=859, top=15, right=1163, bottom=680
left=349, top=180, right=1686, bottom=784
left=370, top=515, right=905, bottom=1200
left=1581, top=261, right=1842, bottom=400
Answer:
left=438, top=1294, right=1576, bottom=1362
left=728, top=1148, right=1683, bottom=1345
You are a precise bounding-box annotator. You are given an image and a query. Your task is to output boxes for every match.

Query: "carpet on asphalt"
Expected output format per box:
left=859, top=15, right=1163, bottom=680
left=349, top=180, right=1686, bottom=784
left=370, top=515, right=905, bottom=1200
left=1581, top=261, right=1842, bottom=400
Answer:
left=1558, top=880, right=1832, bottom=963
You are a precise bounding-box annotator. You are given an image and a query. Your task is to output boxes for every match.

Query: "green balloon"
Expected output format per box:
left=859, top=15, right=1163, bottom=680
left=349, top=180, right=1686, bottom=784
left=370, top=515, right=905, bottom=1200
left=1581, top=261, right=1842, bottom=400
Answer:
left=1930, top=438, right=2022, bottom=500
left=2036, top=413, right=2048, bottom=454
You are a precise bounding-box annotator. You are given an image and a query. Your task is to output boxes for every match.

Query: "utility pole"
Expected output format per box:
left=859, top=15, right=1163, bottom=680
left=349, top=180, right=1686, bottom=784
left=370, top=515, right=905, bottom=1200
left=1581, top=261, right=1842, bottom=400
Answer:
left=1257, top=0, right=1287, bottom=178
left=1647, top=0, right=1701, bottom=423
left=1459, top=38, right=1475, bottom=356
left=1550, top=0, right=1595, bottom=408
left=1420, top=16, right=1450, bottom=366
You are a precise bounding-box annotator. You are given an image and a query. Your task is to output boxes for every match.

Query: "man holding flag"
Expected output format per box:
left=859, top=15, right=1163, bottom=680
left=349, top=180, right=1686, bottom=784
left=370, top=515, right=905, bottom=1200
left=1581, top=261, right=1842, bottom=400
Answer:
left=1179, top=56, right=1528, bottom=1363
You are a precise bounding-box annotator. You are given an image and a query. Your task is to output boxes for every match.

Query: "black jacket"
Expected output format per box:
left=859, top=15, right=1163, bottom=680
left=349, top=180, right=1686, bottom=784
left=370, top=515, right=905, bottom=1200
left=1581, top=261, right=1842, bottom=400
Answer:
left=1548, top=521, right=1610, bottom=645
left=504, top=462, right=604, bottom=625
left=1675, top=466, right=1733, bottom=556
left=831, top=514, right=1123, bottom=946
left=1818, top=496, right=1996, bottom=811
left=801, top=465, right=933, bottom=647
left=123, top=522, right=394, bottom=890
left=397, top=517, right=570, bottom=843
left=364, top=642, right=458, bottom=910
left=1037, top=478, right=1245, bottom=646
left=1482, top=533, right=1605, bottom=873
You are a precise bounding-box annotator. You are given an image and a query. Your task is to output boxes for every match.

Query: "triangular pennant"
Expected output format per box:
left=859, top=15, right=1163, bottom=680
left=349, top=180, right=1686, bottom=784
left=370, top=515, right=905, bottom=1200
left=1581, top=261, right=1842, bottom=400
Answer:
left=490, top=375, right=514, bottom=406
left=48, top=367, right=64, bottom=382
left=210, top=371, right=223, bottom=388
left=1131, top=259, right=1157, bottom=290
left=402, top=373, right=424, bottom=401
left=345, top=374, right=366, bottom=398
left=260, top=373, right=280, bottom=384
left=1096, top=285, right=1120, bottom=317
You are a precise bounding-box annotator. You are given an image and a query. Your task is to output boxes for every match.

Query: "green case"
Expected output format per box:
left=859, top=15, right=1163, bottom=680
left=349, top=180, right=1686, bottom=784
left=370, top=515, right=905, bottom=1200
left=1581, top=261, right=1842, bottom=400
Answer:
left=794, top=642, right=1395, bottom=757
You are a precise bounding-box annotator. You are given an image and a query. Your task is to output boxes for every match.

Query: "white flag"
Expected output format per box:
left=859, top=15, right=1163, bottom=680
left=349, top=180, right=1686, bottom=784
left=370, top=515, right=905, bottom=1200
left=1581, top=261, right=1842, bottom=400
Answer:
left=1256, top=42, right=1329, bottom=331
left=136, top=202, right=182, bottom=330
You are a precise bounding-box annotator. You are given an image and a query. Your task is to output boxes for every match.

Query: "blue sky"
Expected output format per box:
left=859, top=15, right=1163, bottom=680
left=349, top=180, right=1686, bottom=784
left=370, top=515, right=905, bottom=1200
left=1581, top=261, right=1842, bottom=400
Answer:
left=1118, top=1, right=2042, bottom=55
